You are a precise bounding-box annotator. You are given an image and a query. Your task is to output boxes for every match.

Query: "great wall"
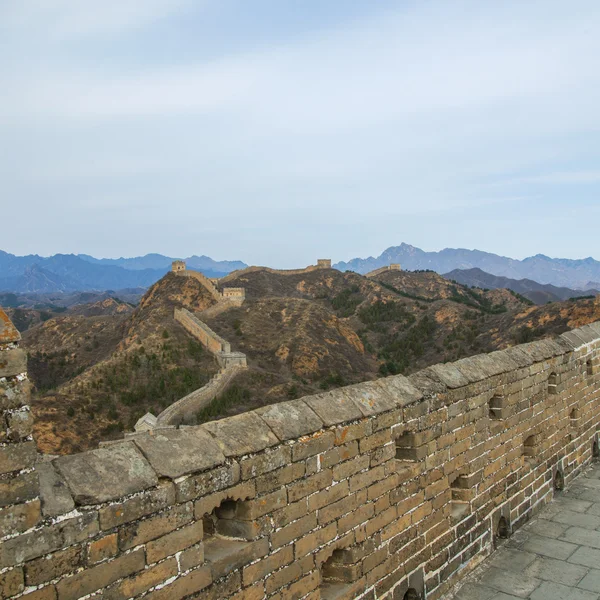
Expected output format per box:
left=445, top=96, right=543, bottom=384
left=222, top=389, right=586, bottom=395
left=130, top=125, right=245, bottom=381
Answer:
left=3, top=281, right=600, bottom=599
left=136, top=260, right=336, bottom=432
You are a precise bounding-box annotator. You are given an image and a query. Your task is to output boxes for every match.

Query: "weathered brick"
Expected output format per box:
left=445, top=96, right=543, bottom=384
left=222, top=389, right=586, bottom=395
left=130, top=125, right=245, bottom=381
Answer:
left=272, top=498, right=309, bottom=528
left=360, top=430, right=392, bottom=453
left=279, top=570, right=320, bottom=600
left=287, top=470, right=333, bottom=502
left=243, top=546, right=294, bottom=586
left=147, top=520, right=204, bottom=563
left=104, top=558, right=178, bottom=600
left=255, top=463, right=305, bottom=494
left=21, top=587, right=57, bottom=600
left=7, top=410, right=34, bottom=440
left=56, top=549, right=145, bottom=600
left=99, top=482, right=175, bottom=529
left=321, top=441, right=359, bottom=468
left=25, top=545, right=84, bottom=586
left=272, top=513, right=318, bottom=548
left=179, top=544, right=205, bottom=571
left=0, top=511, right=98, bottom=567
left=193, top=571, right=241, bottom=600
left=0, top=470, right=38, bottom=507
left=119, top=502, right=193, bottom=550
left=295, top=522, right=338, bottom=557
left=231, top=582, right=266, bottom=600
left=0, top=567, right=23, bottom=599
left=176, top=463, right=240, bottom=502
left=292, top=431, right=335, bottom=461
left=338, top=503, right=376, bottom=534
left=144, top=567, right=212, bottom=600
left=0, top=441, right=36, bottom=475
left=240, top=446, right=291, bottom=480
left=318, top=494, right=358, bottom=525
left=88, top=533, right=118, bottom=564
left=333, top=454, right=370, bottom=482
left=349, top=465, right=386, bottom=492
left=0, top=499, right=41, bottom=536
left=265, top=560, right=304, bottom=594
left=308, top=481, right=349, bottom=511
left=335, top=421, right=372, bottom=446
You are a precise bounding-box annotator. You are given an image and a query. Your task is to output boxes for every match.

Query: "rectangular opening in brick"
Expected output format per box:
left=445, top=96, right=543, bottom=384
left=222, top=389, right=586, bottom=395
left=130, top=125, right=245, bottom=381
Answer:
left=523, top=434, right=539, bottom=459
left=548, top=372, right=558, bottom=394
left=587, top=360, right=594, bottom=377
left=395, top=432, right=427, bottom=462
left=320, top=549, right=360, bottom=600
left=202, top=499, right=255, bottom=579
left=449, top=475, right=470, bottom=522
left=489, top=395, right=505, bottom=420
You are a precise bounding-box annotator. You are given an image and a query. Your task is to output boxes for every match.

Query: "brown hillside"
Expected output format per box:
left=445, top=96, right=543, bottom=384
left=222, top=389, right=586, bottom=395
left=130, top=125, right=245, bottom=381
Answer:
left=22, top=267, right=600, bottom=454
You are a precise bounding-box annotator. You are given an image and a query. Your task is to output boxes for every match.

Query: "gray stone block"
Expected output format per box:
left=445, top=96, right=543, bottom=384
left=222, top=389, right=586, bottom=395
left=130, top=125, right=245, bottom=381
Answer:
left=37, top=462, right=75, bottom=517
left=0, top=349, right=27, bottom=378
left=55, top=442, right=158, bottom=504
left=505, top=347, right=535, bottom=367
left=407, top=370, right=446, bottom=397
left=304, top=390, right=363, bottom=426
left=134, top=428, right=225, bottom=478
left=428, top=363, right=470, bottom=389
left=202, top=412, right=279, bottom=457
left=343, top=380, right=397, bottom=415
left=256, top=400, right=323, bottom=441
left=378, top=374, right=425, bottom=405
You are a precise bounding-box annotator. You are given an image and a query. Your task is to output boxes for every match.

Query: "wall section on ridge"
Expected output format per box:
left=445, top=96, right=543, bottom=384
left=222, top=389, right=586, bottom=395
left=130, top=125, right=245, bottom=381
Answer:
left=2, top=313, right=600, bottom=599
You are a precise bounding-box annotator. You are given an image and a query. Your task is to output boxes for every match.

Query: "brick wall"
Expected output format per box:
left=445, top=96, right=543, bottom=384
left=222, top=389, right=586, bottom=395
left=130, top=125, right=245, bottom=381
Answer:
left=3, top=313, right=600, bottom=600
left=174, top=308, right=231, bottom=355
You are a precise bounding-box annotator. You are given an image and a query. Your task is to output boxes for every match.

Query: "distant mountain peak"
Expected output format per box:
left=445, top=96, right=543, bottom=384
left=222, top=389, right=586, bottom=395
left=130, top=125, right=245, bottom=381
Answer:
left=334, top=244, right=600, bottom=290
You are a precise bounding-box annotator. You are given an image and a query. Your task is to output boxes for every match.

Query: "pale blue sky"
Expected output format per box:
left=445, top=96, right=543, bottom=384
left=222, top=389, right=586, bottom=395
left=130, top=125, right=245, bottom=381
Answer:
left=1, top=0, right=599, bottom=267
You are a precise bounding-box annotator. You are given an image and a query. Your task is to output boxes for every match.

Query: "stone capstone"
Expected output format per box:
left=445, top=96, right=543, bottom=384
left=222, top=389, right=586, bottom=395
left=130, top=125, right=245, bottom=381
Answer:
left=202, top=412, right=279, bottom=457
left=36, top=462, right=75, bottom=517
left=54, top=442, right=158, bottom=504
left=133, top=428, right=225, bottom=479
left=256, top=400, right=323, bottom=441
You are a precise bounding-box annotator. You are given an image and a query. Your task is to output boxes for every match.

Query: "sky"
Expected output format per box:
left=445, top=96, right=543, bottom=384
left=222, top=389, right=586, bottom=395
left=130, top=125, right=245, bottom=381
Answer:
left=1, top=0, right=599, bottom=267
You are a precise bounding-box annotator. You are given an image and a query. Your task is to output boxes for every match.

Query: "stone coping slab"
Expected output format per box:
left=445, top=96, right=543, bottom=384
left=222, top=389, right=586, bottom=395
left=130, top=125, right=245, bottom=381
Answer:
left=133, top=428, right=226, bottom=478
left=55, top=442, right=158, bottom=505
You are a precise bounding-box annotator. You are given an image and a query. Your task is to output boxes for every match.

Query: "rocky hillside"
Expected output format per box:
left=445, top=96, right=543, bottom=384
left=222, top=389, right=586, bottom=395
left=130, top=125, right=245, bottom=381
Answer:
left=18, top=267, right=600, bottom=454
left=23, top=273, right=220, bottom=454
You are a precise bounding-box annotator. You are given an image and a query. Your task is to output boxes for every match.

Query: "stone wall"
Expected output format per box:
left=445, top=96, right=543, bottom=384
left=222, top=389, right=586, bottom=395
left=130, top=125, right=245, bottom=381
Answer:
left=174, top=308, right=231, bottom=355
left=176, top=271, right=223, bottom=302
left=155, top=366, right=245, bottom=427
left=3, top=309, right=600, bottom=600
left=218, top=262, right=333, bottom=285
left=365, top=265, right=402, bottom=278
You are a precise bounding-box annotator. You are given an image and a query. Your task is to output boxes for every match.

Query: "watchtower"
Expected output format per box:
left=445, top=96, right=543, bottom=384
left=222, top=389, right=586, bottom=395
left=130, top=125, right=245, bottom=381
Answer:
left=317, top=259, right=332, bottom=269
left=172, top=260, right=186, bottom=273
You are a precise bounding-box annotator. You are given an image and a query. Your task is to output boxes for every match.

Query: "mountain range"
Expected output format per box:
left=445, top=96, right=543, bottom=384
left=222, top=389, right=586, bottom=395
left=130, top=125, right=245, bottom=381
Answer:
left=444, top=268, right=599, bottom=304
left=0, top=251, right=247, bottom=293
left=335, top=243, right=600, bottom=290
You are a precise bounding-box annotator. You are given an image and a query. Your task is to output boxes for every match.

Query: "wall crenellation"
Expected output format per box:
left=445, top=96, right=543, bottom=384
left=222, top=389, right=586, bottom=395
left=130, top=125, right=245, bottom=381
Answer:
left=2, top=305, right=600, bottom=599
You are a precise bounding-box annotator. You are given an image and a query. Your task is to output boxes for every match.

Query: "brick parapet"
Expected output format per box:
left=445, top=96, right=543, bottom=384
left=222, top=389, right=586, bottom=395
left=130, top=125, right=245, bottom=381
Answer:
left=2, top=316, right=600, bottom=599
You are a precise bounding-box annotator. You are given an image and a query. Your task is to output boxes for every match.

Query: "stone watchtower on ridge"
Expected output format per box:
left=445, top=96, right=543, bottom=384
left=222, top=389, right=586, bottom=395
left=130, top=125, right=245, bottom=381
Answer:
left=317, top=259, right=332, bottom=269
left=172, top=260, right=186, bottom=273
